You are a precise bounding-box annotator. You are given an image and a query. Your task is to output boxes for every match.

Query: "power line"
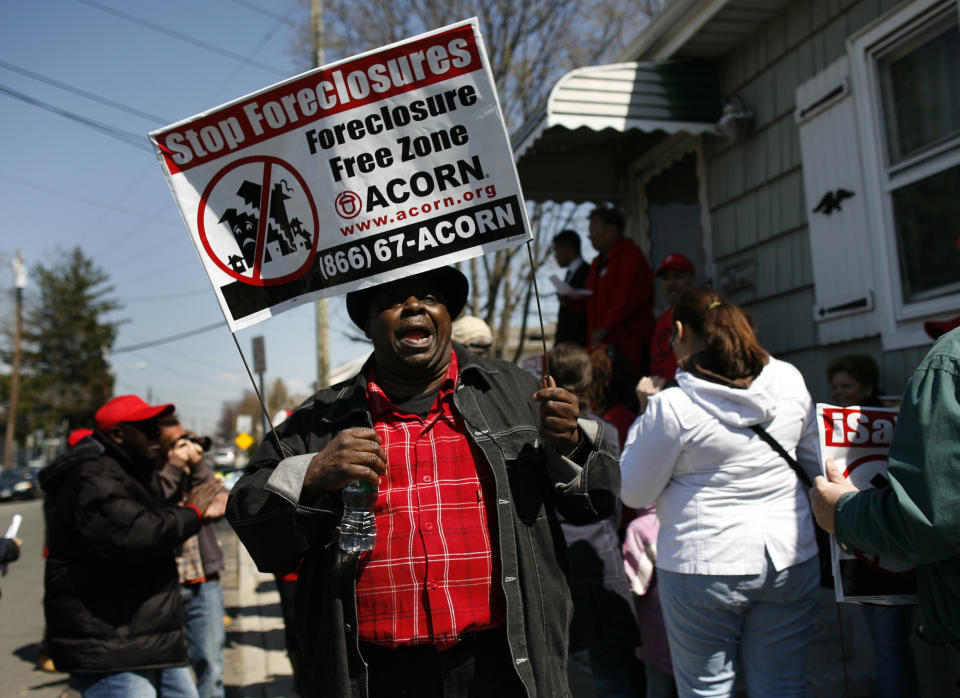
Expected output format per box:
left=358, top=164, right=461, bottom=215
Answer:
left=0, top=172, right=177, bottom=221
left=112, top=321, right=225, bottom=353
left=73, top=0, right=289, bottom=77
left=123, top=329, right=243, bottom=374
left=223, top=0, right=298, bottom=24
left=124, top=288, right=210, bottom=303
left=129, top=334, right=238, bottom=373
left=207, top=15, right=292, bottom=102
left=127, top=348, right=229, bottom=386
left=0, top=84, right=152, bottom=152
left=0, top=59, right=170, bottom=124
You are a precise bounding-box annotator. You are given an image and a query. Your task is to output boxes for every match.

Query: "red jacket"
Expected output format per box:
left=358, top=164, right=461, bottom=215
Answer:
left=649, top=307, right=678, bottom=381
left=585, top=237, right=654, bottom=375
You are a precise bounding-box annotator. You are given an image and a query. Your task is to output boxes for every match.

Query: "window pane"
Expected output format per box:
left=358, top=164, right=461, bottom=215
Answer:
left=892, top=163, right=960, bottom=304
left=879, top=20, right=960, bottom=164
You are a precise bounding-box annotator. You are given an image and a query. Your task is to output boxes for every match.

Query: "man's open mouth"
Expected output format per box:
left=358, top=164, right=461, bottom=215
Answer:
left=398, top=326, right=433, bottom=347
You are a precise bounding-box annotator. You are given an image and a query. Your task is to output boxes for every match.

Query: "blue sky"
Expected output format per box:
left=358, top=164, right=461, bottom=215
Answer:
left=0, top=0, right=368, bottom=435
left=0, top=0, right=581, bottom=437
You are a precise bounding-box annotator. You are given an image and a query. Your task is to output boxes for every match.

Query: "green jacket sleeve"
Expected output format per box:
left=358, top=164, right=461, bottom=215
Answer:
left=835, top=345, right=960, bottom=564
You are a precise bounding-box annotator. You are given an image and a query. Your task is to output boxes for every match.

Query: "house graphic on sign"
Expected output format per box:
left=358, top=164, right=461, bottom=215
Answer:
left=217, top=180, right=312, bottom=271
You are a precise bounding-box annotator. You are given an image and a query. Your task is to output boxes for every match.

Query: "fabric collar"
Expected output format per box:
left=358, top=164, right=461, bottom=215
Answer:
left=313, top=344, right=496, bottom=426
left=366, top=349, right=459, bottom=419
left=679, top=351, right=770, bottom=390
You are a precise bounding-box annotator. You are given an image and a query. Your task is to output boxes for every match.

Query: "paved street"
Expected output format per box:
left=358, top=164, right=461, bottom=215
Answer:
left=0, top=497, right=74, bottom=698
left=4, top=496, right=957, bottom=697
left=0, top=497, right=296, bottom=698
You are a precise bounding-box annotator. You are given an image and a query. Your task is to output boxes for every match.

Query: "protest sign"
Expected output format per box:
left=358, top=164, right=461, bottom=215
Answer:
left=150, top=19, right=531, bottom=331
left=816, top=404, right=917, bottom=604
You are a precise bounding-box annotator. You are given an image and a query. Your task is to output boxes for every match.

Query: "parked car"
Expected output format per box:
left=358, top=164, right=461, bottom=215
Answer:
left=219, top=470, right=243, bottom=492
left=0, top=468, right=38, bottom=501
left=210, top=448, right=238, bottom=471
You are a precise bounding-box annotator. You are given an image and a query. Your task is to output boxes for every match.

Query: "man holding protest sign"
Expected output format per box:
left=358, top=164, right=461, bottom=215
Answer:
left=227, top=266, right=620, bottom=697
left=811, top=327, right=960, bottom=649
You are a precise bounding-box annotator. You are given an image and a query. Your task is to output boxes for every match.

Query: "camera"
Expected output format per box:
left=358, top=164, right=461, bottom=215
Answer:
left=182, top=434, right=213, bottom=452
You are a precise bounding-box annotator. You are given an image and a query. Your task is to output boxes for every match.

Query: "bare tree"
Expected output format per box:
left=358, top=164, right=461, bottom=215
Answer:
left=291, top=0, right=666, bottom=360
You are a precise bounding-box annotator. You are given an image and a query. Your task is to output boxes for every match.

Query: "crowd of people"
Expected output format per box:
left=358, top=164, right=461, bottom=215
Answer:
left=20, top=204, right=959, bottom=698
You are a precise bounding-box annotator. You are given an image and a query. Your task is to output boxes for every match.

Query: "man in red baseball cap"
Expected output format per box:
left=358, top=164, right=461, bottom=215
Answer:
left=40, top=394, right=223, bottom=697
left=648, top=253, right=696, bottom=384
left=923, top=315, right=960, bottom=340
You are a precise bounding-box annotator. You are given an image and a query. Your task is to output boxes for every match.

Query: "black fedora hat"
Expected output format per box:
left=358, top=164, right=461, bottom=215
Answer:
left=346, top=266, right=469, bottom=331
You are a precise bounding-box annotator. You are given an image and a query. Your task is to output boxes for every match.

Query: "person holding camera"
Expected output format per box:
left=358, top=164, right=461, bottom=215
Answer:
left=157, top=415, right=229, bottom=698
left=41, top=395, right=223, bottom=697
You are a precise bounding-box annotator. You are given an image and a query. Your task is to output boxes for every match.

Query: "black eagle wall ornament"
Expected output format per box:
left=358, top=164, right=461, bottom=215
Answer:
left=813, top=188, right=855, bottom=215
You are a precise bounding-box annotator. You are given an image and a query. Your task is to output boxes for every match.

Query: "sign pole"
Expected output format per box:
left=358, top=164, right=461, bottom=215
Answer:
left=258, top=370, right=267, bottom=438
left=251, top=335, right=268, bottom=439
left=525, top=241, right=551, bottom=383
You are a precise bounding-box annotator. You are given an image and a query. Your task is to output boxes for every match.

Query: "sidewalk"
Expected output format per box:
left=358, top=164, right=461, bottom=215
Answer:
left=216, top=517, right=960, bottom=697
left=219, top=522, right=296, bottom=698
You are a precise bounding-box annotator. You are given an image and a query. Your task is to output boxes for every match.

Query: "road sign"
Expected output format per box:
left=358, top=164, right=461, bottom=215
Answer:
left=236, top=414, right=253, bottom=434
left=235, top=432, right=254, bottom=451
left=251, top=335, right=266, bottom=373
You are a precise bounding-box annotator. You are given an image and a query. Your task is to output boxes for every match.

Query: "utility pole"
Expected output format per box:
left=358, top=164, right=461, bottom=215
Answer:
left=4, top=251, right=26, bottom=470
left=312, top=0, right=330, bottom=391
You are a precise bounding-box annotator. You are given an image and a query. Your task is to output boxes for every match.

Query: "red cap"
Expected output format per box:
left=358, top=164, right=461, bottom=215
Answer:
left=923, top=315, right=960, bottom=340
left=95, top=395, right=174, bottom=432
left=67, top=428, right=94, bottom=447
left=655, top=253, right=695, bottom=276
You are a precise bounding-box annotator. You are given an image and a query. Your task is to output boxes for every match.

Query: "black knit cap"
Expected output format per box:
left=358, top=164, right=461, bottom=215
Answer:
left=346, top=266, right=469, bottom=331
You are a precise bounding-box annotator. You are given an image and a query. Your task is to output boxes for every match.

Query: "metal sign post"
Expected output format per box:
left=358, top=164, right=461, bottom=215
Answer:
left=251, top=335, right=267, bottom=438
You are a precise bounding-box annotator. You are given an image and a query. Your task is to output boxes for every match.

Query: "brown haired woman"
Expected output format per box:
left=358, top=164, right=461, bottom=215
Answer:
left=620, top=288, right=821, bottom=697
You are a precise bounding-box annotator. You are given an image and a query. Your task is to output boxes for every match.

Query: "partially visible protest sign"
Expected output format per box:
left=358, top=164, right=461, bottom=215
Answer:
left=150, top=19, right=531, bottom=331
left=816, top=404, right=917, bottom=604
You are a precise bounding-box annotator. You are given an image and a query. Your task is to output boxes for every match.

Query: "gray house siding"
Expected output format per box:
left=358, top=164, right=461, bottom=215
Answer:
left=703, top=0, right=927, bottom=401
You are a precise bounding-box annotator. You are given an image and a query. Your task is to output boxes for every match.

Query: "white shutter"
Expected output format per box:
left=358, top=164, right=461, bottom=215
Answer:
left=796, top=56, right=881, bottom=344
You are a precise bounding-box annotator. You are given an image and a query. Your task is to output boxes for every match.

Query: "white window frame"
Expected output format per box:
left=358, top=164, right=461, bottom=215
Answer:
left=849, top=0, right=960, bottom=350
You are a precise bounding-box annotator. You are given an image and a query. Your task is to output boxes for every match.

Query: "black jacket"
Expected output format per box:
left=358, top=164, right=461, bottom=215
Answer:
left=40, top=434, right=202, bottom=673
left=555, top=258, right=589, bottom=346
left=227, top=344, right=620, bottom=697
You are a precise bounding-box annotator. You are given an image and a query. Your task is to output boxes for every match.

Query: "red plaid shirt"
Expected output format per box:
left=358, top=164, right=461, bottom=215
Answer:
left=356, top=350, right=506, bottom=649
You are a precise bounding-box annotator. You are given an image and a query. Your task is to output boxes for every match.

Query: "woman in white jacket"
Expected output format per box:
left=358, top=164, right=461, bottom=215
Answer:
left=620, top=288, right=821, bottom=698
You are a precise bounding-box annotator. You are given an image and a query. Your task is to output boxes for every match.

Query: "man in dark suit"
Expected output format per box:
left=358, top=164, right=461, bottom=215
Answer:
left=553, top=229, right=589, bottom=346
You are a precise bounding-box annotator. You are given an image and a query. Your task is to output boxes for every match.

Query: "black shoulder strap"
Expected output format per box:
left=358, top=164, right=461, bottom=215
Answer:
left=749, top=424, right=812, bottom=488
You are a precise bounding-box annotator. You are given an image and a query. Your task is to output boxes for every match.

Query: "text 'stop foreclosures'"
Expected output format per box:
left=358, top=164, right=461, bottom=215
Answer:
left=156, top=26, right=479, bottom=173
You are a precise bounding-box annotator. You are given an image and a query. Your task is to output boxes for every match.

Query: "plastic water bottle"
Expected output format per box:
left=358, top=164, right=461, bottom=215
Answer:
left=340, top=480, right=377, bottom=552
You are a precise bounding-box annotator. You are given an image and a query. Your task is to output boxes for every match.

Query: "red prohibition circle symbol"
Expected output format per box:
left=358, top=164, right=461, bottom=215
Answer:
left=197, top=156, right=320, bottom=287
left=844, top=452, right=913, bottom=577
left=335, top=191, right=363, bottom=219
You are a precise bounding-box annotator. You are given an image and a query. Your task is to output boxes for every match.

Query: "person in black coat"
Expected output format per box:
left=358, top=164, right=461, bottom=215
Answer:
left=40, top=395, right=222, bottom=698
left=0, top=535, right=21, bottom=599
left=553, top=229, right=590, bottom=346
